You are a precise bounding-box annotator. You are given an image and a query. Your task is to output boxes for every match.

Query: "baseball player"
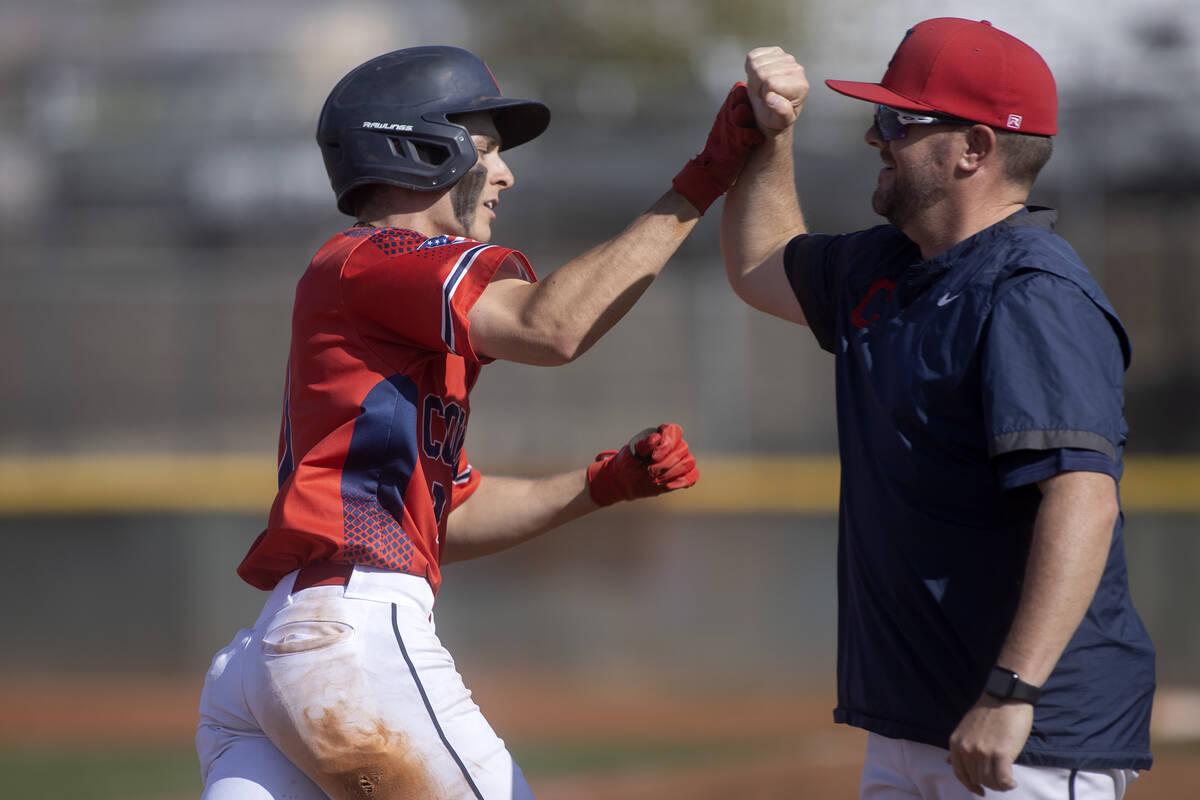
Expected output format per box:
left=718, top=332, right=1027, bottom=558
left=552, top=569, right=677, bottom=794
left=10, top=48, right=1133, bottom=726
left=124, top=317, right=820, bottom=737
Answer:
left=195, top=46, right=762, bottom=799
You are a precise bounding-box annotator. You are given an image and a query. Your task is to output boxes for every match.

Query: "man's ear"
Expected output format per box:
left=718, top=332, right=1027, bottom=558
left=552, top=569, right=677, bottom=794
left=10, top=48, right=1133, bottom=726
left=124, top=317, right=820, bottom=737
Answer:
left=958, top=124, right=998, bottom=175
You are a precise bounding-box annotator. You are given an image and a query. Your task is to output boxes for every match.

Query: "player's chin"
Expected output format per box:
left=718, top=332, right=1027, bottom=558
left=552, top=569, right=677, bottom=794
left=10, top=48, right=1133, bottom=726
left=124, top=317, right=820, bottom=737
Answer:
left=471, top=216, right=495, bottom=243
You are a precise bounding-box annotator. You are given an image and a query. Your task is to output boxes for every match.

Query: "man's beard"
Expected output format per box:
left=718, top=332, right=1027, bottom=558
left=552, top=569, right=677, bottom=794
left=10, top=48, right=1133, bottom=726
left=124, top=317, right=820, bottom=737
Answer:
left=872, top=167, right=947, bottom=230
left=451, top=164, right=488, bottom=238
left=871, top=142, right=950, bottom=230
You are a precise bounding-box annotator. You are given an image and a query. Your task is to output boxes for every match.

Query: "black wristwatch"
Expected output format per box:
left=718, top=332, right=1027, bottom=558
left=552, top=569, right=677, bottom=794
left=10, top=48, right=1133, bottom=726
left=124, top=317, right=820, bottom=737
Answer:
left=984, top=666, right=1042, bottom=704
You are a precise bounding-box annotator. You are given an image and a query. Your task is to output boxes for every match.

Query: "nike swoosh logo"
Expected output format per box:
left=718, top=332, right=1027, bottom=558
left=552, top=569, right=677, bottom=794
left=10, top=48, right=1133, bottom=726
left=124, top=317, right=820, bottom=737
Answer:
left=937, top=292, right=961, bottom=307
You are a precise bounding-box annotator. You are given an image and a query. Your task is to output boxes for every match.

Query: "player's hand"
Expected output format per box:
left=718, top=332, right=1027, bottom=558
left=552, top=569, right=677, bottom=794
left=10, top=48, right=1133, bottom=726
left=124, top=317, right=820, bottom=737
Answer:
left=744, top=47, right=808, bottom=133
left=947, top=694, right=1034, bottom=796
left=586, top=423, right=699, bottom=506
left=671, top=83, right=765, bottom=215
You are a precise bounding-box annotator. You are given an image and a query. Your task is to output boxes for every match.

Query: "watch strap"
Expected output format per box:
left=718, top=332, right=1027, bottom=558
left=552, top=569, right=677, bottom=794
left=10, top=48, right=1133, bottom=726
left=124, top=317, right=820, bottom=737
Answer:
left=984, top=665, right=1042, bottom=704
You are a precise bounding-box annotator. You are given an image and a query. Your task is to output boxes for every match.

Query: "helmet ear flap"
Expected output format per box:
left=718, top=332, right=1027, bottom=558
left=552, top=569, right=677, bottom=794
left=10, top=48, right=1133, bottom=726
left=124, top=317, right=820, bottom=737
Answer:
left=372, top=115, right=478, bottom=189
left=331, top=118, right=479, bottom=214
left=390, top=137, right=453, bottom=169
left=380, top=116, right=476, bottom=181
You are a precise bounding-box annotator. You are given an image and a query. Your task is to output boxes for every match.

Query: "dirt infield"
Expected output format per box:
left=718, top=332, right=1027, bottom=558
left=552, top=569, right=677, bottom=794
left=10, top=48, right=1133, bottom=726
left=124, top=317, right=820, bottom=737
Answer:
left=1, top=674, right=1196, bottom=799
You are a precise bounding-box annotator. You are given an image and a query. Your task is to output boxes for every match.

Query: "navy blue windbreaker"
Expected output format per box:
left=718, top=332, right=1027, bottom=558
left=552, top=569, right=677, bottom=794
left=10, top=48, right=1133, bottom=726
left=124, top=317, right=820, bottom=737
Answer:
left=784, top=207, right=1154, bottom=769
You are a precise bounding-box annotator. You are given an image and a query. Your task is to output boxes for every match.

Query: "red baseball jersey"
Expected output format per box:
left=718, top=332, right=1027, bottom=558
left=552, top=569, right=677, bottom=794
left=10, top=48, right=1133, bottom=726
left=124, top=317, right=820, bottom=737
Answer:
left=237, top=226, right=536, bottom=593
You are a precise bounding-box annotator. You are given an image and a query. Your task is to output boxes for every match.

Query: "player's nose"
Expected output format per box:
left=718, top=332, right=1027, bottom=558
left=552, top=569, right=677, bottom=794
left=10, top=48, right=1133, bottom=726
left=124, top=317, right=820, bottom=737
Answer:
left=490, top=153, right=514, bottom=190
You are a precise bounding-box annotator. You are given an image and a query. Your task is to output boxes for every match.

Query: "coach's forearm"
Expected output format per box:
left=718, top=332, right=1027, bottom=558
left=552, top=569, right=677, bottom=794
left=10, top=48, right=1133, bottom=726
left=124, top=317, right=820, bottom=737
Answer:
left=721, top=128, right=805, bottom=287
left=993, top=470, right=1118, bottom=685
left=441, top=472, right=597, bottom=563
left=717, top=128, right=808, bottom=324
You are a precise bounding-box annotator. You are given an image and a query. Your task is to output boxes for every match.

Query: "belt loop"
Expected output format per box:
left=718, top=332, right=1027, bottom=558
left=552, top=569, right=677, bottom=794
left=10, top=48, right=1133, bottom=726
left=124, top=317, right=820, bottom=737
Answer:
left=292, top=562, right=354, bottom=593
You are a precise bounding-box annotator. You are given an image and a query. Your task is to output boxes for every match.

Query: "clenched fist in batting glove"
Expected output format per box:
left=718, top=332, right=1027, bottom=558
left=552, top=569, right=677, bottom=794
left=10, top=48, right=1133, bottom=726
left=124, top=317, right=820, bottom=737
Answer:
left=586, top=423, right=699, bottom=507
left=672, top=83, right=765, bottom=214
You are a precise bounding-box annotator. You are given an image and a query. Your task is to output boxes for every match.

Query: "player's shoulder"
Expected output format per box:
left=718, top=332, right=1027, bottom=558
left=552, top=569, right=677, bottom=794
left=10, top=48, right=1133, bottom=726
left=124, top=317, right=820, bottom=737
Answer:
left=344, top=226, right=440, bottom=258
left=346, top=227, right=517, bottom=263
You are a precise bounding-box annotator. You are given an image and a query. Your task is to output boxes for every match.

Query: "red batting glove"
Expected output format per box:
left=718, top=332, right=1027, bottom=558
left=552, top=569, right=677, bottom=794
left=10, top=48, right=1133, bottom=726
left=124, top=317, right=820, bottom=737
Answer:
left=672, top=82, right=765, bottom=214
left=586, top=423, right=699, bottom=507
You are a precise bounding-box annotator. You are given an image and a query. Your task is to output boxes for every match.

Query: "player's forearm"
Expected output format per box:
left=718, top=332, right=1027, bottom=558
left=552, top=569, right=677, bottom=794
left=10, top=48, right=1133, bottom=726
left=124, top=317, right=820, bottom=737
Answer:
left=721, top=128, right=805, bottom=292
left=468, top=190, right=699, bottom=365
left=520, top=190, right=701, bottom=363
left=441, top=471, right=597, bottom=563
left=993, top=470, right=1118, bottom=686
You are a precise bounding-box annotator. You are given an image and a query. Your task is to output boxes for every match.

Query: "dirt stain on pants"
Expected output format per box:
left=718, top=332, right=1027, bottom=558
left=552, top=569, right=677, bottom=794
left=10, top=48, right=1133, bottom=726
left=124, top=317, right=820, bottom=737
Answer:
left=297, top=708, right=449, bottom=799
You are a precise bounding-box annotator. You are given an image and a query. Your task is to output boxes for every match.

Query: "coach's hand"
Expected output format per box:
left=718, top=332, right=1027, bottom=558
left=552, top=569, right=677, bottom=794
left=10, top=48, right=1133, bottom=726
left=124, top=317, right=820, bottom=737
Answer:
left=744, top=46, right=808, bottom=133
left=586, top=423, right=699, bottom=506
left=672, top=83, right=764, bottom=215
left=948, top=694, right=1034, bottom=796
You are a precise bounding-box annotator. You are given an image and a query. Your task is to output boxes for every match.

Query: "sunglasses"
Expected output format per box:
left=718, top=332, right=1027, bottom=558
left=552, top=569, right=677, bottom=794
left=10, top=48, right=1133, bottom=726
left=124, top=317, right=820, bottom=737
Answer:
left=873, top=104, right=974, bottom=141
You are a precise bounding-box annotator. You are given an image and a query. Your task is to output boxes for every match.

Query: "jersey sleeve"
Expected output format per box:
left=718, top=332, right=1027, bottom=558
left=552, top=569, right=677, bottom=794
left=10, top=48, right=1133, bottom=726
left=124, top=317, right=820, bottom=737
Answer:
left=448, top=449, right=482, bottom=513
left=981, top=271, right=1129, bottom=463
left=783, top=226, right=917, bottom=353
left=783, top=233, right=842, bottom=352
left=340, top=232, right=536, bottom=363
left=993, top=447, right=1121, bottom=490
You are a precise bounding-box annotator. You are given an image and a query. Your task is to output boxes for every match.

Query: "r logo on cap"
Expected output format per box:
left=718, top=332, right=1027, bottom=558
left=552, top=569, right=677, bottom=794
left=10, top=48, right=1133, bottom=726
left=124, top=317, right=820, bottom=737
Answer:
left=1007, top=114, right=1023, bottom=130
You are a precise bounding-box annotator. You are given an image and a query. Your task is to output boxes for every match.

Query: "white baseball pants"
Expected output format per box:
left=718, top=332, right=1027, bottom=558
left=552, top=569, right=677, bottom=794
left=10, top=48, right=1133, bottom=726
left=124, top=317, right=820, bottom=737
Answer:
left=196, top=566, right=534, bottom=799
left=861, top=732, right=1137, bottom=800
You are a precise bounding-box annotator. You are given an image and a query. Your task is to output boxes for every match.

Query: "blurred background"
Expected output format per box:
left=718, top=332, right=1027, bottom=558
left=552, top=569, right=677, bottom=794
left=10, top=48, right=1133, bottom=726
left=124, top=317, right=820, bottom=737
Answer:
left=1, top=0, right=1198, bottom=797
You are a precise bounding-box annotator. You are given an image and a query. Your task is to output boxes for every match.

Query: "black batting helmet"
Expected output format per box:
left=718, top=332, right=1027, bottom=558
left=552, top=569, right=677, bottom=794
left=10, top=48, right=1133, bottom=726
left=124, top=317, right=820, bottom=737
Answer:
left=316, top=46, right=550, bottom=215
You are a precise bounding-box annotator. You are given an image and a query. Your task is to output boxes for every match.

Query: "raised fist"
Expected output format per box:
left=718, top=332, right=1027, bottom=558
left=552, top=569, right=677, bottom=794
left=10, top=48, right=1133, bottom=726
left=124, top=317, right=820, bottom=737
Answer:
left=744, top=46, right=809, bottom=132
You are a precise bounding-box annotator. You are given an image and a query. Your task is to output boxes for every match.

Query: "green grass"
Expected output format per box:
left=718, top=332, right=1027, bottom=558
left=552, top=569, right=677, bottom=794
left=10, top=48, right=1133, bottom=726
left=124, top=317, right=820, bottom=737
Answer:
left=511, top=736, right=769, bottom=776
left=0, top=747, right=202, bottom=799
left=0, top=737, right=765, bottom=799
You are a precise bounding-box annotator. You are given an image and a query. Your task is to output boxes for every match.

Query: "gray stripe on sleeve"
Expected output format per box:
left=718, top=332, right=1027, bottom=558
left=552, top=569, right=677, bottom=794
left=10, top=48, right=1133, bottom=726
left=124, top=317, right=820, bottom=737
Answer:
left=990, top=430, right=1117, bottom=460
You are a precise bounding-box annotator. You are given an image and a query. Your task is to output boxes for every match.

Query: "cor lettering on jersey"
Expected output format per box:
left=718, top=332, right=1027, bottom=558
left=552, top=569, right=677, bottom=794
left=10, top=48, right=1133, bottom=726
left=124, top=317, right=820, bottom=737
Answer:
left=422, top=394, right=467, bottom=468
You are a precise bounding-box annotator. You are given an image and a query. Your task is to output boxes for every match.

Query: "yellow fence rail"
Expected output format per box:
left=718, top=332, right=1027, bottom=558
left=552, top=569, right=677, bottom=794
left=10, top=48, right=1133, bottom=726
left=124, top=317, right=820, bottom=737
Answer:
left=0, top=453, right=1196, bottom=515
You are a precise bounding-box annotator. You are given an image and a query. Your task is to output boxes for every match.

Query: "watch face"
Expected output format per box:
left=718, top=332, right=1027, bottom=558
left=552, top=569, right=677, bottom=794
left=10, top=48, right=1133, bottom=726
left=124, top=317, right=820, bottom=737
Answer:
left=985, top=667, right=1040, bottom=704
left=986, top=668, right=1017, bottom=697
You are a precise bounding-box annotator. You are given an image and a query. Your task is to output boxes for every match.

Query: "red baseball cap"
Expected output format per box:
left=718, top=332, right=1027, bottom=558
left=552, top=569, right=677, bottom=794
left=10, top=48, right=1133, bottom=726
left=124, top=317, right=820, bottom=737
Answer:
left=826, top=18, right=1057, bottom=135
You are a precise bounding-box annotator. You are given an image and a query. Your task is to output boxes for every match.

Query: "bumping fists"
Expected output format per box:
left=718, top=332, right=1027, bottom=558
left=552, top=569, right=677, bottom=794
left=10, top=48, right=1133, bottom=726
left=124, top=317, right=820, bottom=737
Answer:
left=586, top=423, right=699, bottom=507
left=670, top=47, right=808, bottom=215
left=744, top=47, right=809, bottom=133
